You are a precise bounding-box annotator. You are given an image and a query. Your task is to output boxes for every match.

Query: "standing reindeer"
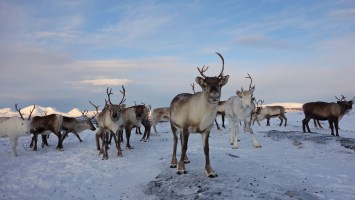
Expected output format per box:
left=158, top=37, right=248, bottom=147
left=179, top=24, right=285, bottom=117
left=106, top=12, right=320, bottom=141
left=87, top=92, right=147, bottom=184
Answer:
left=93, top=86, right=126, bottom=160
left=225, top=74, right=261, bottom=149
left=60, top=110, right=96, bottom=142
left=252, top=100, right=287, bottom=127
left=170, top=52, right=229, bottom=177
left=0, top=104, right=35, bottom=156
left=302, top=95, right=354, bottom=136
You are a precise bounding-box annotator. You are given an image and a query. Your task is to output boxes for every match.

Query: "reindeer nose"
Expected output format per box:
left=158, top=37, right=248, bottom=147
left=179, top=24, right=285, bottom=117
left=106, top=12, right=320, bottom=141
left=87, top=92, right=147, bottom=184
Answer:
left=210, top=91, right=220, bottom=103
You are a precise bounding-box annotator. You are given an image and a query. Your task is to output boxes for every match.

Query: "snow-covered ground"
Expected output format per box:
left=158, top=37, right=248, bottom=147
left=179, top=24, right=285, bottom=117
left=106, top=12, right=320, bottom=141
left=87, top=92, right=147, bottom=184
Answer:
left=0, top=109, right=354, bottom=200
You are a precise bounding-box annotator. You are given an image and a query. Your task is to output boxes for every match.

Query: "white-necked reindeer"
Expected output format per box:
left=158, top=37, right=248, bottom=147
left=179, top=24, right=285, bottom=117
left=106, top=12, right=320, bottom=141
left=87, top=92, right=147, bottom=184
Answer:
left=0, top=104, right=35, bottom=156
left=225, top=74, right=261, bottom=149
left=170, top=52, right=229, bottom=177
left=92, top=86, right=126, bottom=160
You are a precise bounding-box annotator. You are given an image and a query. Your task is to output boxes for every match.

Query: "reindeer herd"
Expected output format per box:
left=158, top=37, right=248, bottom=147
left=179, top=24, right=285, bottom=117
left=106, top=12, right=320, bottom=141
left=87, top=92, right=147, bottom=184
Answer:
left=0, top=52, right=354, bottom=177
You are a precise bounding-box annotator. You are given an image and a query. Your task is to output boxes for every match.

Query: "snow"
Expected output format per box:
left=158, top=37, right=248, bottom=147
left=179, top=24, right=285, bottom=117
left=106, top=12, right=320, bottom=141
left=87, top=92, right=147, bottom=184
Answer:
left=0, top=109, right=354, bottom=200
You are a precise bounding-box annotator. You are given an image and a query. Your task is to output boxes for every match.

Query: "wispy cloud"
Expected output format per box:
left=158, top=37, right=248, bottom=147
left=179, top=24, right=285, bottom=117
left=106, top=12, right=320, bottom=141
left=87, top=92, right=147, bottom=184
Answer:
left=235, top=35, right=292, bottom=50
left=71, top=78, right=132, bottom=87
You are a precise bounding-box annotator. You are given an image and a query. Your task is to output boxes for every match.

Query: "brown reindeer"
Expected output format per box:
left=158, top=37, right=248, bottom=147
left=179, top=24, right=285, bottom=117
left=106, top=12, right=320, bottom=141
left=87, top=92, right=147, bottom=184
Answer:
left=302, top=96, right=354, bottom=136
left=30, top=113, right=64, bottom=151
left=170, top=52, right=229, bottom=177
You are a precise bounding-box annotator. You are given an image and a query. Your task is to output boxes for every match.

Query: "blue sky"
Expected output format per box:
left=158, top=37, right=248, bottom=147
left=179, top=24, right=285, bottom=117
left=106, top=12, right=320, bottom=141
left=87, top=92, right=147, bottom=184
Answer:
left=1, top=0, right=354, bottom=111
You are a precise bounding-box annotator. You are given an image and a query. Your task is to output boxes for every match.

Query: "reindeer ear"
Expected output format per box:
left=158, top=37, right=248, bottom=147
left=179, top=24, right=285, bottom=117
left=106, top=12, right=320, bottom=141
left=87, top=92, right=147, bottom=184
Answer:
left=195, top=76, right=207, bottom=89
left=219, top=75, right=229, bottom=86
left=236, top=91, right=242, bottom=97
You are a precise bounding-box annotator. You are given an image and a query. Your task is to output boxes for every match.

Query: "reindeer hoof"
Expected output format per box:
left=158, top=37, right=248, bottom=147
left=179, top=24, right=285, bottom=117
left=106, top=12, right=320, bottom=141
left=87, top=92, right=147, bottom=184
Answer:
left=205, top=171, right=218, bottom=178
left=170, top=164, right=177, bottom=168
left=177, top=170, right=187, bottom=175
left=184, top=160, right=190, bottom=164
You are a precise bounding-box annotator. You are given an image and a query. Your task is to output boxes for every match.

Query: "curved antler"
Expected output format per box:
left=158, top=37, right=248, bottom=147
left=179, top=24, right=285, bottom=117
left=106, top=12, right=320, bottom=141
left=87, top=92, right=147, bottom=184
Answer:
left=118, top=85, right=126, bottom=106
left=245, top=73, right=254, bottom=90
left=15, top=104, right=24, bottom=120
left=215, top=52, right=224, bottom=78
left=89, top=101, right=100, bottom=116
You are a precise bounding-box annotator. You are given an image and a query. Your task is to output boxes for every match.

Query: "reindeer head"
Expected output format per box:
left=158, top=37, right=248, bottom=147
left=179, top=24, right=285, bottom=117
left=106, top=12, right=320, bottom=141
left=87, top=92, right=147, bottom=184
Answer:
left=133, top=104, right=146, bottom=121
left=336, top=95, right=354, bottom=111
left=81, top=110, right=97, bottom=131
left=105, top=86, right=126, bottom=122
left=236, top=73, right=255, bottom=108
left=195, top=52, right=229, bottom=104
left=14, top=104, right=35, bottom=133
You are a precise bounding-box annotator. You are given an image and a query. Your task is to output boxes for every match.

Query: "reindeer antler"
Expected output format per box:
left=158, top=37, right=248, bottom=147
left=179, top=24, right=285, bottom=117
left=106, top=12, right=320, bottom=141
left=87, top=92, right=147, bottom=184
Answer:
left=245, top=73, right=254, bottom=90
left=106, top=87, right=114, bottom=105
left=118, top=85, right=126, bottom=106
left=15, top=104, right=24, bottom=120
left=335, top=95, right=346, bottom=102
left=197, top=65, right=208, bottom=78
left=81, top=109, right=90, bottom=119
left=89, top=101, right=100, bottom=116
left=28, top=105, right=36, bottom=120
left=215, top=52, right=224, bottom=78
left=190, top=83, right=196, bottom=94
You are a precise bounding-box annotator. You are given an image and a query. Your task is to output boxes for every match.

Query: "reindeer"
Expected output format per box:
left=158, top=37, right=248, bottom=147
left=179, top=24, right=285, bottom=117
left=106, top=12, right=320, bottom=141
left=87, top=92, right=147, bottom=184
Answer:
left=118, top=104, right=149, bottom=149
left=150, top=107, right=170, bottom=135
left=60, top=110, right=96, bottom=142
left=0, top=104, right=35, bottom=156
left=30, top=113, right=64, bottom=151
left=252, top=100, right=287, bottom=127
left=92, top=86, right=126, bottom=160
left=302, top=96, right=354, bottom=136
left=169, top=52, right=229, bottom=177
left=225, top=74, right=261, bottom=149
left=139, top=104, right=153, bottom=142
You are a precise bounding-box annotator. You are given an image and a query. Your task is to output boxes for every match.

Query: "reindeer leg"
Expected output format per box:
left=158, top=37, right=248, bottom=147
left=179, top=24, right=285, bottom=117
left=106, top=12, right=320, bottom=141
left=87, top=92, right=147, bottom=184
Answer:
left=215, top=119, right=220, bottom=130
left=177, top=127, right=189, bottom=175
left=170, top=125, right=178, bottom=168
left=202, top=132, right=217, bottom=177
left=246, top=122, right=261, bottom=148
left=30, top=135, right=35, bottom=148
left=72, top=132, right=83, bottom=142
left=33, top=133, right=38, bottom=151
left=95, top=129, right=101, bottom=151
left=279, top=116, right=283, bottom=127
left=10, top=137, right=19, bottom=156
left=125, top=127, right=133, bottom=149
left=222, top=114, right=226, bottom=128
left=334, top=119, right=339, bottom=136
left=112, top=130, right=122, bottom=157
left=102, top=130, right=109, bottom=160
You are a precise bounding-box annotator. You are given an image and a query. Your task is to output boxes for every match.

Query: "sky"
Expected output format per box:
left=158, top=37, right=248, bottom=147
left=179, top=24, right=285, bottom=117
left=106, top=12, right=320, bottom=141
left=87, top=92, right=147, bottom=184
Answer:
left=1, top=0, right=355, bottom=112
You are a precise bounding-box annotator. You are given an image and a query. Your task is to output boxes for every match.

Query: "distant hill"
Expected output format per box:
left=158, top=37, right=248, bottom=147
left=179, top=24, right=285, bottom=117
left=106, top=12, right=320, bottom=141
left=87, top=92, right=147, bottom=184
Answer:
left=265, top=102, right=303, bottom=112
left=0, top=105, right=98, bottom=118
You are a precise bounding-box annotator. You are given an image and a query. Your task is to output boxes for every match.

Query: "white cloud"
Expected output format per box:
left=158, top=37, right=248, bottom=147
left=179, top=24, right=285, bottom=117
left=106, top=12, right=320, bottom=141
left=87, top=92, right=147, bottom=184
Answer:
left=72, top=78, right=133, bottom=87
